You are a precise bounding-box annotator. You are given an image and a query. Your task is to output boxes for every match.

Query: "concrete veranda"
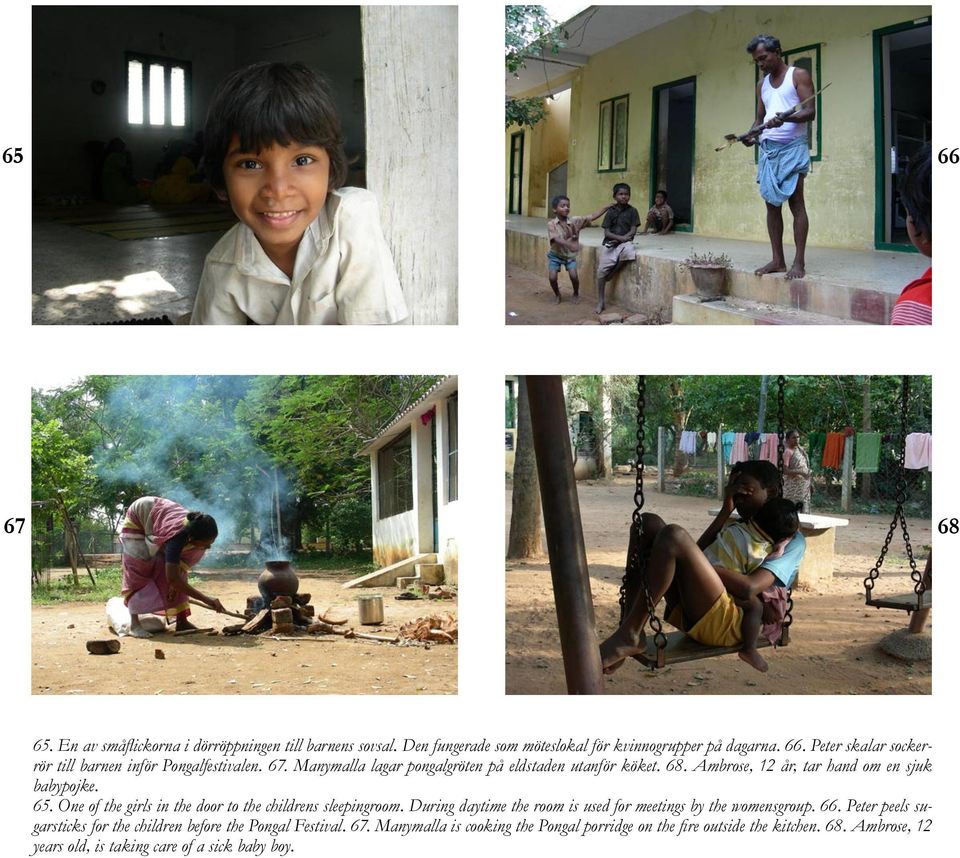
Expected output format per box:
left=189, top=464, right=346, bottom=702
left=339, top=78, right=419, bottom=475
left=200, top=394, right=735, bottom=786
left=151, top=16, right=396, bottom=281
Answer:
left=506, top=216, right=929, bottom=325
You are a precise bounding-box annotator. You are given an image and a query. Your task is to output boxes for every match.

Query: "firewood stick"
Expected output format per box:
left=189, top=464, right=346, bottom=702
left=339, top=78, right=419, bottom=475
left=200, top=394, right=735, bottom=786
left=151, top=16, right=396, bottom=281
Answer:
left=270, top=636, right=337, bottom=642
left=188, top=598, right=247, bottom=620
left=345, top=630, right=398, bottom=643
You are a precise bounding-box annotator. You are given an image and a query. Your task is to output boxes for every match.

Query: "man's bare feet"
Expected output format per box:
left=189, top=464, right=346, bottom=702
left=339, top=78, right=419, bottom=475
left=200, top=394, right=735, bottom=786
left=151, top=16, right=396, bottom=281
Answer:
left=738, top=649, right=769, bottom=672
left=554, top=294, right=562, bottom=304
left=572, top=295, right=580, bottom=304
left=785, top=262, right=805, bottom=279
left=754, top=261, right=787, bottom=276
left=130, top=626, right=153, bottom=639
left=599, top=627, right=647, bottom=674
left=594, top=304, right=604, bottom=315
left=175, top=618, right=199, bottom=633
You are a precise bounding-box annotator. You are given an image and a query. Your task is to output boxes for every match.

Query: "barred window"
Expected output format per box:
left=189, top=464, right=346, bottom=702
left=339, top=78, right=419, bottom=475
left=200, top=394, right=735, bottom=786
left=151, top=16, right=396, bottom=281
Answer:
left=377, top=430, right=413, bottom=518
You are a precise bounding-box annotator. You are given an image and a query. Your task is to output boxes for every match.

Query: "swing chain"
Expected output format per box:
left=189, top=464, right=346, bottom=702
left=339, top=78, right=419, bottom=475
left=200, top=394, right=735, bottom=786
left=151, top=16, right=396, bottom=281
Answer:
left=618, top=377, right=666, bottom=655
left=776, top=375, right=786, bottom=495
left=775, top=375, right=793, bottom=641
left=863, top=376, right=922, bottom=598
left=618, top=377, right=646, bottom=620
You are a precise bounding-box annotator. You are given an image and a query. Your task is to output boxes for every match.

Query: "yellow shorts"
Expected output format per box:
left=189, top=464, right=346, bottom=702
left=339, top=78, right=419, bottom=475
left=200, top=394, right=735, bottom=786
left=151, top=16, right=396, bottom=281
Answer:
left=667, top=591, right=743, bottom=647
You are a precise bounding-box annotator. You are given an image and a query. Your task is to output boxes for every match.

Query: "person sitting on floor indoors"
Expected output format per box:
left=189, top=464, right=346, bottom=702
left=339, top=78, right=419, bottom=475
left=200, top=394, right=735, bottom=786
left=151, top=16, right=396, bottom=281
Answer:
left=119, top=496, right=224, bottom=637
left=151, top=139, right=212, bottom=205
left=891, top=144, right=931, bottom=325
left=101, top=138, right=150, bottom=205
left=600, top=460, right=806, bottom=673
left=642, top=190, right=674, bottom=235
left=545, top=195, right=612, bottom=304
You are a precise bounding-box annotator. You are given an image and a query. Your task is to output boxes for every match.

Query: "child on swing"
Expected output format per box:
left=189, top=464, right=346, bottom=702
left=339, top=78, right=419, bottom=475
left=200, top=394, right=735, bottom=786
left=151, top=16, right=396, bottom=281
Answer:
left=703, top=496, right=801, bottom=672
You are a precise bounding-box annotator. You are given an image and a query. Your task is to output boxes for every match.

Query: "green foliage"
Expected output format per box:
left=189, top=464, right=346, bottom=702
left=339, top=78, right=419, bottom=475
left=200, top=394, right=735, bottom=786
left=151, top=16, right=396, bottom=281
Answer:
left=32, top=567, right=121, bottom=604
left=505, top=6, right=565, bottom=128
left=31, top=375, right=442, bottom=552
left=31, top=417, right=95, bottom=511
left=327, top=496, right=372, bottom=553
left=506, top=96, right=547, bottom=129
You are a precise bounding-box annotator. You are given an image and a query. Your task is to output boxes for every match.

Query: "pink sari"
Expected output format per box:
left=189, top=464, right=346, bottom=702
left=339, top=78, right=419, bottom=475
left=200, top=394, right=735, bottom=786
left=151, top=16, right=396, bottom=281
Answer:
left=120, top=497, right=208, bottom=618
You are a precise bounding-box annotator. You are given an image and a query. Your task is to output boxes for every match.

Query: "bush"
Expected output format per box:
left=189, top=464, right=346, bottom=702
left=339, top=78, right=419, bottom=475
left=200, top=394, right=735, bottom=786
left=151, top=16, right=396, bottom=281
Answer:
left=329, top=497, right=371, bottom=553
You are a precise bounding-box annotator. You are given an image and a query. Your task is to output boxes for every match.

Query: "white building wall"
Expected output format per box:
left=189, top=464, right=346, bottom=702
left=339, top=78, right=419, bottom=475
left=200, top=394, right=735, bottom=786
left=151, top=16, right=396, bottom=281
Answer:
left=368, top=391, right=459, bottom=582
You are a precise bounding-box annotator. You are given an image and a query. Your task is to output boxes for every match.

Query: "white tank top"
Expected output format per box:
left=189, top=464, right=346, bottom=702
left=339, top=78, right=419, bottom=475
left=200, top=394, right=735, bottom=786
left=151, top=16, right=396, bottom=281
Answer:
left=760, top=66, right=807, bottom=143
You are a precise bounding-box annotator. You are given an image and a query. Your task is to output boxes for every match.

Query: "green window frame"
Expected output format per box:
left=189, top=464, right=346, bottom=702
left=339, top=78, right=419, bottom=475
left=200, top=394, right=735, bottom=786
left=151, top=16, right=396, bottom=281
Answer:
left=598, top=94, right=629, bottom=171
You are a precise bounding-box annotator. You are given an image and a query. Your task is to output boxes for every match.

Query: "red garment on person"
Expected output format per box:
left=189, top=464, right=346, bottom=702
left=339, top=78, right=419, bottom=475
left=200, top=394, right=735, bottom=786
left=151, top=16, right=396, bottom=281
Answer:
left=890, top=268, right=932, bottom=325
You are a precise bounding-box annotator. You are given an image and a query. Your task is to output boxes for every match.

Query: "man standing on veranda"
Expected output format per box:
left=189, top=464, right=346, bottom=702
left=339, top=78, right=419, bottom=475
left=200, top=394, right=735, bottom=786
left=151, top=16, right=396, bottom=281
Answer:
left=744, top=34, right=815, bottom=280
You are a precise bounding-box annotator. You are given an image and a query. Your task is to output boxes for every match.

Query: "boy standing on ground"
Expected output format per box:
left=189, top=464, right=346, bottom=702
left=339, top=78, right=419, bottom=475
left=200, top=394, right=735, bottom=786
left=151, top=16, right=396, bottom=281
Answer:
left=891, top=144, right=931, bottom=324
left=595, top=183, right=640, bottom=314
left=545, top=195, right=611, bottom=303
left=643, top=190, right=674, bottom=235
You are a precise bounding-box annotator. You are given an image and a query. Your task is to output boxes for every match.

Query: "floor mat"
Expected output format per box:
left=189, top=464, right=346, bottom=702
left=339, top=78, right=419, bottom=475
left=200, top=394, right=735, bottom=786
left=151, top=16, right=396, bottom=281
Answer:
left=42, top=204, right=236, bottom=240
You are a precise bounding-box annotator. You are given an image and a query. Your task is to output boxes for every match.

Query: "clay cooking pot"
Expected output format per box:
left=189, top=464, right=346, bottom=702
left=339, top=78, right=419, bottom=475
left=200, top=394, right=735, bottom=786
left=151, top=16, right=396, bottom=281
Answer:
left=258, top=560, right=299, bottom=598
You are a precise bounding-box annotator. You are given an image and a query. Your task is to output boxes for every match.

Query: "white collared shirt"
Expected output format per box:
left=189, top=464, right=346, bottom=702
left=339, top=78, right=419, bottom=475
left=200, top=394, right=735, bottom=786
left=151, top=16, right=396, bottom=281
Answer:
left=191, top=187, right=409, bottom=325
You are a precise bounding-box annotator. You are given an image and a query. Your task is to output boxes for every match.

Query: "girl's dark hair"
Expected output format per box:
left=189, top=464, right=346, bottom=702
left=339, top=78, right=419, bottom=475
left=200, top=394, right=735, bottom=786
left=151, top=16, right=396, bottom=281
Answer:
left=899, top=144, right=932, bottom=238
left=184, top=511, right=218, bottom=542
left=730, top=459, right=781, bottom=493
left=753, top=498, right=802, bottom=542
left=204, top=61, right=348, bottom=192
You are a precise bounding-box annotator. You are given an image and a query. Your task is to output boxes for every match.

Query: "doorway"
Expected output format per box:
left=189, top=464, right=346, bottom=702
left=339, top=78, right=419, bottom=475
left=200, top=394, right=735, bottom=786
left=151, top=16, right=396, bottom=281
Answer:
left=874, top=19, right=931, bottom=250
left=509, top=131, right=525, bottom=214
left=650, top=77, right=696, bottom=230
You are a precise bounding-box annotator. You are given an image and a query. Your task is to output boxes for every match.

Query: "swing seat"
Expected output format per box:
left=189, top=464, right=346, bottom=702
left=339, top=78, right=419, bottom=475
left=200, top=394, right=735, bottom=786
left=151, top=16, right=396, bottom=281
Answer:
left=866, top=590, right=931, bottom=613
left=632, top=630, right=776, bottom=668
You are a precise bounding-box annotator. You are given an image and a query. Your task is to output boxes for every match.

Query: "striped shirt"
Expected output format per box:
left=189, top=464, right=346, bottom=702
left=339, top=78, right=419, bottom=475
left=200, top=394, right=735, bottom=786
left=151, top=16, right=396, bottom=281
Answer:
left=890, top=268, right=932, bottom=325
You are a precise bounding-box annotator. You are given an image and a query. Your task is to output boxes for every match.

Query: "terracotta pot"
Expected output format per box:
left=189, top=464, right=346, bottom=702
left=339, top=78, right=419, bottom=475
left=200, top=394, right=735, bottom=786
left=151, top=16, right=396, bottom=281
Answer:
left=258, top=560, right=299, bottom=598
left=688, top=265, right=726, bottom=299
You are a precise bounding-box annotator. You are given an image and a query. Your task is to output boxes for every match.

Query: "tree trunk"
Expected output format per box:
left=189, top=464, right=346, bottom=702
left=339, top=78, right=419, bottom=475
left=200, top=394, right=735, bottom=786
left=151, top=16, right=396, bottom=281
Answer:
left=507, top=377, right=544, bottom=559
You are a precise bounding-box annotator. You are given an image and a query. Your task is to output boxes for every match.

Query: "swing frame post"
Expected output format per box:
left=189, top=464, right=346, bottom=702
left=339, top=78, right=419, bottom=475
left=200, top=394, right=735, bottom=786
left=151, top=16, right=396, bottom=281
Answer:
left=525, top=375, right=605, bottom=695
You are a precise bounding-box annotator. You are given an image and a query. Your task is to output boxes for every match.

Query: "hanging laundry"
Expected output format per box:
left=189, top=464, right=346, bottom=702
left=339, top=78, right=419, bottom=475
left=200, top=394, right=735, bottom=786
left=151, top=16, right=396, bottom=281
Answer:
left=730, top=432, right=749, bottom=464
left=707, top=431, right=717, bottom=452
left=821, top=432, right=846, bottom=469
left=904, top=433, right=932, bottom=471
left=679, top=430, right=698, bottom=455
left=721, top=431, right=735, bottom=463
left=744, top=430, right=761, bottom=446
left=758, top=434, right=779, bottom=465
left=854, top=432, right=882, bottom=473
left=807, top=431, right=826, bottom=463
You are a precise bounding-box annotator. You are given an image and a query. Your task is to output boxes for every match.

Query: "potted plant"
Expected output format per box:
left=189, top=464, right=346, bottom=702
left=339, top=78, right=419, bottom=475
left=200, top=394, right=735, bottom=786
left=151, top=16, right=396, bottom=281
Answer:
left=680, top=251, right=732, bottom=300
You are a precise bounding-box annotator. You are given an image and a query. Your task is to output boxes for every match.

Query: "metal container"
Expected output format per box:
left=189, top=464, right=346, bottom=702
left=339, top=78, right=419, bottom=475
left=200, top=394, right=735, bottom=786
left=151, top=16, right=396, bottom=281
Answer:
left=358, top=594, right=384, bottom=625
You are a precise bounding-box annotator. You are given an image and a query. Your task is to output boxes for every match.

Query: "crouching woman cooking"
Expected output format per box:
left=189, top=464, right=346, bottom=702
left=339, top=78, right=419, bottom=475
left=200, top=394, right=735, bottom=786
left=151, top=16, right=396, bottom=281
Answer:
left=119, top=496, right=225, bottom=636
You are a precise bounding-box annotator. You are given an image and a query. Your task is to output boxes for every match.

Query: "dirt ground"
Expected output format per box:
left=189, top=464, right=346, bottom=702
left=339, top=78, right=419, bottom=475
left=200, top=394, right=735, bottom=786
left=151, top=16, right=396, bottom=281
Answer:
left=32, top=569, right=457, bottom=695
left=506, top=476, right=932, bottom=695
left=506, top=263, right=640, bottom=325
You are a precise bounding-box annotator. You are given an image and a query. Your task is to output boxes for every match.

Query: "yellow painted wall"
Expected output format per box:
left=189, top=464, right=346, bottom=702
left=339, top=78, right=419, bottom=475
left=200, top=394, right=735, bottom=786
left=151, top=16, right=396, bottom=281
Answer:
left=559, top=6, right=930, bottom=250
left=505, top=90, right=572, bottom=216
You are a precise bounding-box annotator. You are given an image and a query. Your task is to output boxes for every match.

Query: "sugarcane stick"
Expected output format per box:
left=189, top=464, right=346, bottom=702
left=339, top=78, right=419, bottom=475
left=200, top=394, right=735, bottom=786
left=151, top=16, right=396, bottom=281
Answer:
left=715, top=82, right=831, bottom=151
left=188, top=598, right=247, bottom=620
